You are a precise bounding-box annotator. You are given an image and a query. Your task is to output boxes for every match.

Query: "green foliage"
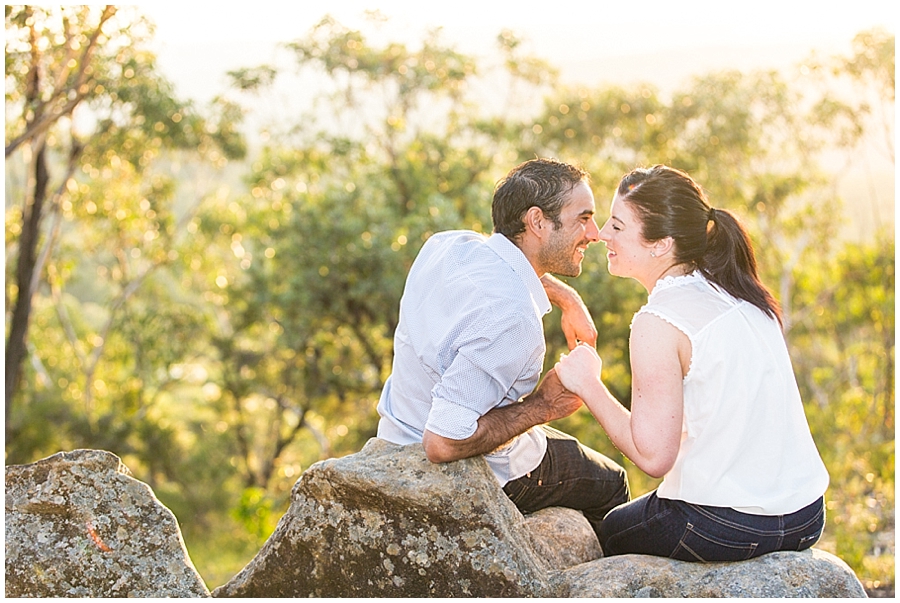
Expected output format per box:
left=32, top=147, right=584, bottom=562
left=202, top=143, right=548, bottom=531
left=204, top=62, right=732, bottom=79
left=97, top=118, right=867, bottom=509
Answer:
left=841, top=28, right=895, bottom=101
left=232, top=487, right=281, bottom=545
left=184, top=18, right=504, bottom=497
left=5, top=10, right=893, bottom=593
left=788, top=234, right=894, bottom=588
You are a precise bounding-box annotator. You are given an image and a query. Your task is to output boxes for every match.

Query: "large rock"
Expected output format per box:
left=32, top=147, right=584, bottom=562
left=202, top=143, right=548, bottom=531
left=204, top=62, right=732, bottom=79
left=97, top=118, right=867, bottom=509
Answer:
left=523, top=506, right=603, bottom=569
left=559, top=549, right=868, bottom=597
left=5, top=449, right=209, bottom=598
left=213, top=437, right=597, bottom=597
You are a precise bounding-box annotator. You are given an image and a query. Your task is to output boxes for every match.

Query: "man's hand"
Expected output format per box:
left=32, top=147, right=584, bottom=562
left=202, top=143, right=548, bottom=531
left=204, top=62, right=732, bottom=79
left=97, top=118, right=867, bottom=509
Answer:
left=541, top=274, right=598, bottom=349
left=529, top=367, right=583, bottom=423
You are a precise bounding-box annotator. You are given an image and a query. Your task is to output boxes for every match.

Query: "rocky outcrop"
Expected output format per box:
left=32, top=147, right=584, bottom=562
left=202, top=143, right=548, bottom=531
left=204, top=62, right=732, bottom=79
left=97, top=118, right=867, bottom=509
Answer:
left=560, top=549, right=867, bottom=597
left=212, top=437, right=594, bottom=597
left=213, top=437, right=867, bottom=598
left=6, top=443, right=869, bottom=598
left=5, top=449, right=209, bottom=598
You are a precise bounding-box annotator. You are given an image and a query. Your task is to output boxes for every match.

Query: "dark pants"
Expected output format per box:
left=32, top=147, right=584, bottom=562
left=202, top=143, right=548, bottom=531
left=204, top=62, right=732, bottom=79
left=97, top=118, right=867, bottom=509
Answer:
left=502, top=426, right=630, bottom=540
left=600, top=490, right=826, bottom=562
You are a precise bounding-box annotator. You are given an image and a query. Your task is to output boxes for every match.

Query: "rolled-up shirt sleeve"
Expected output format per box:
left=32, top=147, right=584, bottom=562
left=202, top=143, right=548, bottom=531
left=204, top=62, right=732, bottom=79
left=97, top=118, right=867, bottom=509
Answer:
left=425, top=307, right=542, bottom=440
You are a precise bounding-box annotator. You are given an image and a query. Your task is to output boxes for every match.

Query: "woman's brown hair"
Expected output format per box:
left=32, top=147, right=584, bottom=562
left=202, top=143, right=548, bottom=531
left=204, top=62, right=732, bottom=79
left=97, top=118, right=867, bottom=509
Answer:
left=618, top=165, right=782, bottom=324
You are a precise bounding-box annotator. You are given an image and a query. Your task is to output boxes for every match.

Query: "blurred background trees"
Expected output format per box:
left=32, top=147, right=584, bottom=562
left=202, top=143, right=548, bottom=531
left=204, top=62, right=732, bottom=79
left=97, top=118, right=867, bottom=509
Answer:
left=5, top=6, right=894, bottom=594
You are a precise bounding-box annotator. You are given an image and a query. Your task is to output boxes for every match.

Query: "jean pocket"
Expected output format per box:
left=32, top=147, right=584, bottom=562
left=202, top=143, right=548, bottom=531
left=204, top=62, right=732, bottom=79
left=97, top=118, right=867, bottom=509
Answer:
left=671, top=522, right=758, bottom=562
left=503, top=477, right=527, bottom=504
left=796, top=532, right=820, bottom=551
left=502, top=468, right=543, bottom=505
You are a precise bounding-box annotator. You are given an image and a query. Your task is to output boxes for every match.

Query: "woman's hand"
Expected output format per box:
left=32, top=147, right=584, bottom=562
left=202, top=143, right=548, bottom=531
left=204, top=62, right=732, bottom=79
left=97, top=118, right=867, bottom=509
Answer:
left=554, top=344, right=603, bottom=399
left=559, top=303, right=598, bottom=350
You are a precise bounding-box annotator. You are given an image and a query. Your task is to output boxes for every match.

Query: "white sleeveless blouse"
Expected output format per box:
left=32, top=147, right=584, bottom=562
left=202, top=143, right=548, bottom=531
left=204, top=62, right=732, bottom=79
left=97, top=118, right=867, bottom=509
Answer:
left=639, top=272, right=829, bottom=515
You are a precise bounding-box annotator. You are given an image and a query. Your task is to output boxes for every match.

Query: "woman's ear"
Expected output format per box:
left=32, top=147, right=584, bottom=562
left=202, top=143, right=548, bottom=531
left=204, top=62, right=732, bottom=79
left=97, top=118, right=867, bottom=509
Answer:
left=654, top=236, right=675, bottom=257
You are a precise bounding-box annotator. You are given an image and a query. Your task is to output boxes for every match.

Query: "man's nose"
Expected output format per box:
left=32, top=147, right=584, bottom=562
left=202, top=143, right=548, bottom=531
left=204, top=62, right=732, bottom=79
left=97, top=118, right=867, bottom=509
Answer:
left=587, top=219, right=601, bottom=242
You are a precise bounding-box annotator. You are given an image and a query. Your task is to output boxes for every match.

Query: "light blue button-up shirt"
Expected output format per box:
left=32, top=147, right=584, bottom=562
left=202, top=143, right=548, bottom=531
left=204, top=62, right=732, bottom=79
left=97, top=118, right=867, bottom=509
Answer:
left=377, top=230, right=551, bottom=484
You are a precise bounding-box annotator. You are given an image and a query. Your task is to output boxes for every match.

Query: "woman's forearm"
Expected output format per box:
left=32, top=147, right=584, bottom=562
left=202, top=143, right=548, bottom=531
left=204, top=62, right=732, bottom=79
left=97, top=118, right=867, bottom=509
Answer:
left=579, top=377, right=675, bottom=478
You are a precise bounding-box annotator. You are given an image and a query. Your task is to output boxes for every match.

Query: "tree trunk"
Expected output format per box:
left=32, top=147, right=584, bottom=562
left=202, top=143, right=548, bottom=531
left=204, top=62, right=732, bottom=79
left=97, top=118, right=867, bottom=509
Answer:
left=6, top=141, right=50, bottom=438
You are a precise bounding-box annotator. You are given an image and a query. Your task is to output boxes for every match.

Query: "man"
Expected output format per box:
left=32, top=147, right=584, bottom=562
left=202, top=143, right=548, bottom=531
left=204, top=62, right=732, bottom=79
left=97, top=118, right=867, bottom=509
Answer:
left=376, top=158, right=629, bottom=538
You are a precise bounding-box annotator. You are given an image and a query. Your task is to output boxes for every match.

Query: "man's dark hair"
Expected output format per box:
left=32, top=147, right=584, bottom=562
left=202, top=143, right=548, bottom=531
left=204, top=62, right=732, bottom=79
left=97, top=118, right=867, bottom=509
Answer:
left=492, top=158, right=590, bottom=241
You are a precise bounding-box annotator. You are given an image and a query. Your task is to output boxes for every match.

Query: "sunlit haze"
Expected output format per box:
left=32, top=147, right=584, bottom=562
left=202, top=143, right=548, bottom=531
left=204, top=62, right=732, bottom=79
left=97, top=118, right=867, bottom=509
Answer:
left=138, top=0, right=894, bottom=103
left=134, top=0, right=894, bottom=238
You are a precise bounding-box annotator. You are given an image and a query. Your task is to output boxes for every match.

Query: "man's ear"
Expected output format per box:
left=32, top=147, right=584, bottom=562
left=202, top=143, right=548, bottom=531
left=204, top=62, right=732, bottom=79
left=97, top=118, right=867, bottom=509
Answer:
left=523, top=206, right=546, bottom=237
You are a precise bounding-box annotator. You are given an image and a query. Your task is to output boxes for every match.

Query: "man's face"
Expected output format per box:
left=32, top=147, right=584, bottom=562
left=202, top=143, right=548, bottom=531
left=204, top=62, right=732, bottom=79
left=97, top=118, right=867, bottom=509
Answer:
left=538, top=181, right=600, bottom=277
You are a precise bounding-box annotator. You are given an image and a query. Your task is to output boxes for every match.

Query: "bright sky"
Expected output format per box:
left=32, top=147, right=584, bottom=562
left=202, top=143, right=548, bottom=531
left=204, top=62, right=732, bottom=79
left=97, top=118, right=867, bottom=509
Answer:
left=139, top=0, right=895, bottom=103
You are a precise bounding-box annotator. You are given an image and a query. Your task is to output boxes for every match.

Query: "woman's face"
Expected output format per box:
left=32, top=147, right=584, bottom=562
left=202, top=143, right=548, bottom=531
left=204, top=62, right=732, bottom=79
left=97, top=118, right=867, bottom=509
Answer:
left=598, top=193, right=656, bottom=282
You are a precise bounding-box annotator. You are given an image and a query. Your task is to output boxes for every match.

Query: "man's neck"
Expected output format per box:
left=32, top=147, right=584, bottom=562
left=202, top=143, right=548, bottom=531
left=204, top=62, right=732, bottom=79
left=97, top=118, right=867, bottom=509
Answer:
left=502, top=232, right=543, bottom=278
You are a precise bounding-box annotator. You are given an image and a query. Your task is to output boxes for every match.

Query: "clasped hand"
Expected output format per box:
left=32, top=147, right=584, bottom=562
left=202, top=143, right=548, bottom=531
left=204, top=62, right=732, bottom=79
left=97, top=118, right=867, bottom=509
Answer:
left=554, top=343, right=603, bottom=399
left=532, top=368, right=583, bottom=422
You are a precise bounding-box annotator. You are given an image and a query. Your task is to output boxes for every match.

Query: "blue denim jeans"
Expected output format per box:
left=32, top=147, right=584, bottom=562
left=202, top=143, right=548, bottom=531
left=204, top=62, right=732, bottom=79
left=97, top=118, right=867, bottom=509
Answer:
left=502, top=426, right=630, bottom=539
left=600, top=490, right=826, bottom=562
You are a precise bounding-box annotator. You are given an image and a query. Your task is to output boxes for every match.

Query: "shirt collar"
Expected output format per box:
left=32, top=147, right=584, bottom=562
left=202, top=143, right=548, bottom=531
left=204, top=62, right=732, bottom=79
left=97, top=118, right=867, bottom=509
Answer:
left=486, top=233, right=551, bottom=315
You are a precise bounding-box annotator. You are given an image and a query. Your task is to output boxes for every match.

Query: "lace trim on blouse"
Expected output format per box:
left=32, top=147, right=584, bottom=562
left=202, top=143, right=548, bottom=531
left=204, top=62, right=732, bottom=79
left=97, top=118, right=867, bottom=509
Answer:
left=648, top=270, right=705, bottom=299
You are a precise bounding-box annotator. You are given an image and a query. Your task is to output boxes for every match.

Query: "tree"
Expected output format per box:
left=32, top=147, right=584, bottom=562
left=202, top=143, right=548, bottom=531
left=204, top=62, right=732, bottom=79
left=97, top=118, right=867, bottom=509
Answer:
left=5, top=5, right=244, bottom=449
left=818, top=27, right=894, bottom=162
left=193, top=16, right=509, bottom=494
left=6, top=5, right=118, bottom=436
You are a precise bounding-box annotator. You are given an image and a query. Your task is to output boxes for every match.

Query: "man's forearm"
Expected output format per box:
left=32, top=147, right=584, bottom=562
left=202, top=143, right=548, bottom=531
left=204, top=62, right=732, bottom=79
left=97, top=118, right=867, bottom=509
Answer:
left=422, top=398, right=547, bottom=463
left=541, top=274, right=580, bottom=309
left=421, top=368, right=582, bottom=464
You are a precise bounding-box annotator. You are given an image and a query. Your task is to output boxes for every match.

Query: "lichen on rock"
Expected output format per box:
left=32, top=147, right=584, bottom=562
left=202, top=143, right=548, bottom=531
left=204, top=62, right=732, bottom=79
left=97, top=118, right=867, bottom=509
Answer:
left=5, top=449, right=209, bottom=598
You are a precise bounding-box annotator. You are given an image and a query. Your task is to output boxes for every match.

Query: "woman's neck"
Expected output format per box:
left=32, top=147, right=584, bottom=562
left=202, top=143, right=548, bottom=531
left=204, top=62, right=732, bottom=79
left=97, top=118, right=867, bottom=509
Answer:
left=644, top=263, right=693, bottom=293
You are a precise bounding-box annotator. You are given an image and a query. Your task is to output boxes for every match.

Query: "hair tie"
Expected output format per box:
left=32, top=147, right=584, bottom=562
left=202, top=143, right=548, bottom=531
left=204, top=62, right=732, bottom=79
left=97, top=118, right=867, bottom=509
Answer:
left=707, top=207, right=716, bottom=222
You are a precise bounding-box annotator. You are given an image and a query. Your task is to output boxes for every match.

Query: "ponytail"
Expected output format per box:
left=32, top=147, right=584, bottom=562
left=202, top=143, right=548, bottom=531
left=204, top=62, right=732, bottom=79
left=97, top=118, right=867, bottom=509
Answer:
left=700, top=208, right=782, bottom=324
left=619, top=165, right=782, bottom=324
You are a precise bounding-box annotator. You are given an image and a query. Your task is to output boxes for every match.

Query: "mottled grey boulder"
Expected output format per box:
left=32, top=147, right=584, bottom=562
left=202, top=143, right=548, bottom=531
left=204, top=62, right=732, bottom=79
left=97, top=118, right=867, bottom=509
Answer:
left=213, top=437, right=581, bottom=597
left=524, top=506, right=603, bottom=568
left=214, top=437, right=867, bottom=598
left=5, top=449, right=209, bottom=598
left=559, top=548, right=867, bottom=597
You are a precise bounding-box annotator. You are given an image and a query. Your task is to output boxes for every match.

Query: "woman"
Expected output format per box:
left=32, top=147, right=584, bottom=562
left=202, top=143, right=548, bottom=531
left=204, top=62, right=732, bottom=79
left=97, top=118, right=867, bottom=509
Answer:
left=555, top=165, right=829, bottom=562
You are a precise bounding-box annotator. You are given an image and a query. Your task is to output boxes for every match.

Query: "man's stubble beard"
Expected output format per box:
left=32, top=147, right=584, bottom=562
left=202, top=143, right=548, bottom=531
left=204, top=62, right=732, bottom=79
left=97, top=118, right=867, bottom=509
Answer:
left=539, top=230, right=584, bottom=278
